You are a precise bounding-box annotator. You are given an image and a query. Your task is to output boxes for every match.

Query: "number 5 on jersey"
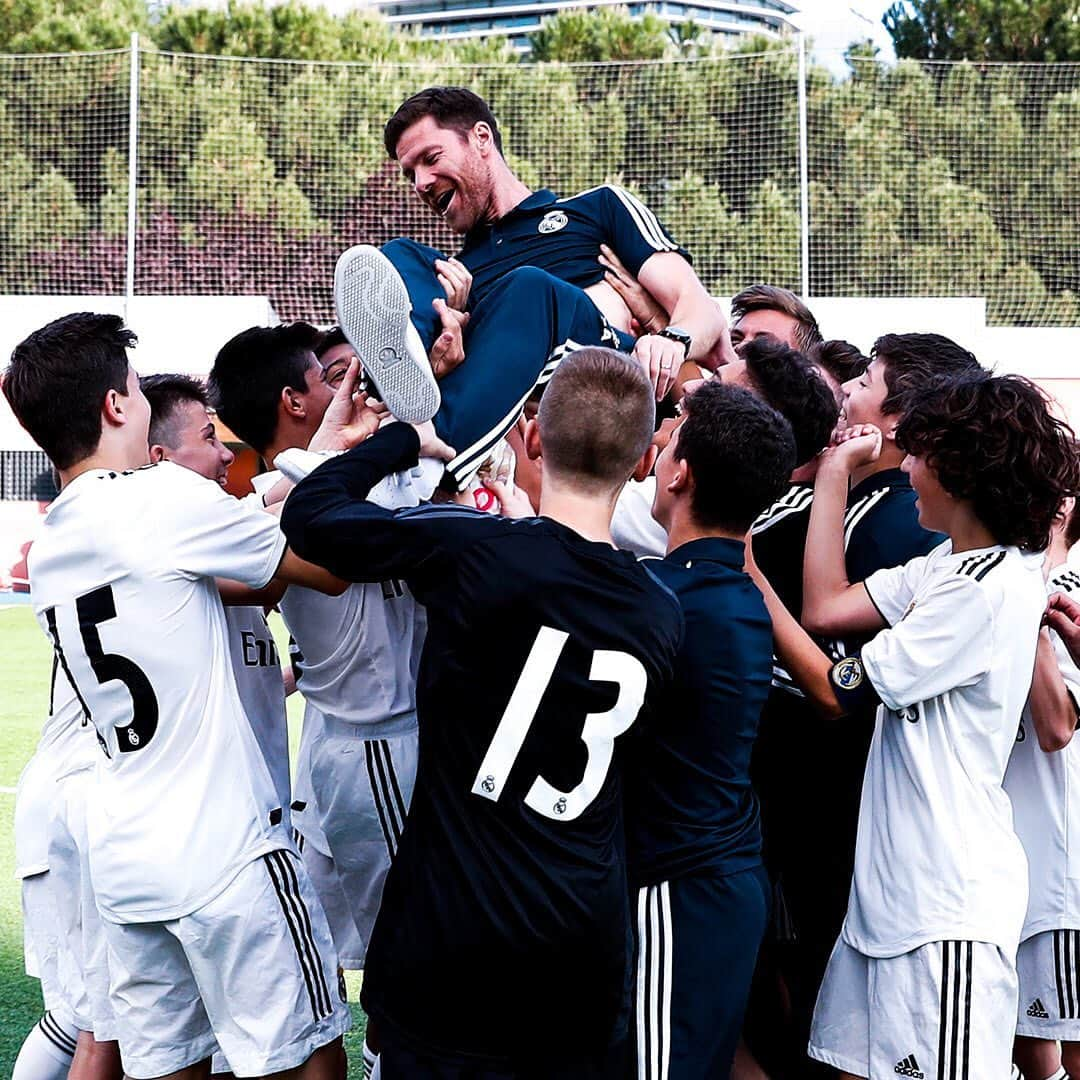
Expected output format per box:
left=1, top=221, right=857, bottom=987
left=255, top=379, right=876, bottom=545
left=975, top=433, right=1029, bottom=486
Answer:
left=45, top=584, right=159, bottom=754
left=471, top=625, right=647, bottom=821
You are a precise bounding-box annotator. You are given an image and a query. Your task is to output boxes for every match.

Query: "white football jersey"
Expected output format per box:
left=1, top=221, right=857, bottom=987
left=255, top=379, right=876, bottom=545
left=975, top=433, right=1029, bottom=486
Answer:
left=611, top=477, right=666, bottom=558
left=264, top=466, right=426, bottom=734
left=225, top=605, right=290, bottom=814
left=29, top=463, right=290, bottom=923
left=14, top=674, right=95, bottom=879
left=844, top=541, right=1043, bottom=958
left=1005, top=564, right=1080, bottom=941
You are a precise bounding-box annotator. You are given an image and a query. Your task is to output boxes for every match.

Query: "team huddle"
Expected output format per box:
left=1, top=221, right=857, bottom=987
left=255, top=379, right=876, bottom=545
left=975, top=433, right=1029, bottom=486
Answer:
left=6, top=85, right=1080, bottom=1080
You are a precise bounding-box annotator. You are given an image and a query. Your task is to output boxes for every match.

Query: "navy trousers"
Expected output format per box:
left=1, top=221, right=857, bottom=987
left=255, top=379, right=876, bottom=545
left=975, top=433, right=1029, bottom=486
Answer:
left=382, top=239, right=632, bottom=489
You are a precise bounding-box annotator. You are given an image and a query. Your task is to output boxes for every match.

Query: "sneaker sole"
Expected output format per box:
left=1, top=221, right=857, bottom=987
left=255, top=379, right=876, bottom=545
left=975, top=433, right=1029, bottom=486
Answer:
left=333, top=245, right=441, bottom=424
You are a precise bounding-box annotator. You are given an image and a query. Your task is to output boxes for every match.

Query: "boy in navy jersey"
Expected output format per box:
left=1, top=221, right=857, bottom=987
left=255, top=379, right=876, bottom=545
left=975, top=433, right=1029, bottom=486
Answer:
left=282, top=348, right=682, bottom=1079
left=623, top=381, right=796, bottom=1078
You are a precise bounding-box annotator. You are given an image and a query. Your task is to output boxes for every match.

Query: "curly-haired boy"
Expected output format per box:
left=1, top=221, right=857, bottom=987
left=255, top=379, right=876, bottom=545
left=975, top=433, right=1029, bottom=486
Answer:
left=750, top=372, right=1080, bottom=1080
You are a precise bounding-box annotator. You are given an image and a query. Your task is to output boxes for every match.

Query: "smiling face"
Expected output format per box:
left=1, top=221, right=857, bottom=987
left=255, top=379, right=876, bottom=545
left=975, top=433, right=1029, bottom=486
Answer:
left=158, top=398, right=236, bottom=488
left=394, top=115, right=497, bottom=234
left=841, top=358, right=890, bottom=429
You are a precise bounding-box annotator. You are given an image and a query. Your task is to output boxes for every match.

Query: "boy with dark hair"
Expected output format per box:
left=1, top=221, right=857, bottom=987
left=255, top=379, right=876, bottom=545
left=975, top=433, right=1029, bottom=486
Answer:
left=715, top=335, right=839, bottom=469
left=624, top=381, right=795, bottom=1078
left=750, top=372, right=1080, bottom=1079
left=4, top=312, right=350, bottom=1079
left=803, top=333, right=984, bottom=646
left=282, top=347, right=683, bottom=1078
left=208, top=322, right=330, bottom=457
left=208, top=325, right=427, bottom=1079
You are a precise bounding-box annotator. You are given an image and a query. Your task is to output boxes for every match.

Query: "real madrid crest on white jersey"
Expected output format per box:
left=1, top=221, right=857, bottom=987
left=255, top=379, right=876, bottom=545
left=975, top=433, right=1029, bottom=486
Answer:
left=538, top=210, right=568, bottom=234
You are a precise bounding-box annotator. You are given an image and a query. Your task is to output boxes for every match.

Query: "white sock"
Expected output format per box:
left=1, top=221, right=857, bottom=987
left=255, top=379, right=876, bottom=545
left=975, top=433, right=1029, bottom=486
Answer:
left=12, top=1013, right=77, bottom=1080
left=362, top=1041, right=378, bottom=1080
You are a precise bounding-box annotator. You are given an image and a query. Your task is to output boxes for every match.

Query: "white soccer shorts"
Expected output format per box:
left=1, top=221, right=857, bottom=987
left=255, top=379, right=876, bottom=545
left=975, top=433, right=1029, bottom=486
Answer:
left=808, top=936, right=1017, bottom=1079
left=21, top=872, right=70, bottom=1025
left=47, top=766, right=117, bottom=1041
left=1016, top=929, right=1080, bottom=1040
left=308, top=723, right=418, bottom=968
left=102, top=849, right=350, bottom=1078
left=294, top=831, right=365, bottom=973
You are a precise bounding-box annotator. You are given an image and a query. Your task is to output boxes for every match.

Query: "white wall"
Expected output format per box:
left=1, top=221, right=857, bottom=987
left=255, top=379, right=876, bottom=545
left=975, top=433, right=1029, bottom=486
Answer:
left=0, top=295, right=277, bottom=451
left=1, top=293, right=1078, bottom=452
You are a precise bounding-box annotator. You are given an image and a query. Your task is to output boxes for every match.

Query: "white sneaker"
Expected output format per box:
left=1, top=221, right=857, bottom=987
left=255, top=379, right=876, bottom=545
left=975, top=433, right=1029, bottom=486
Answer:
left=333, top=245, right=441, bottom=424
left=410, top=457, right=446, bottom=503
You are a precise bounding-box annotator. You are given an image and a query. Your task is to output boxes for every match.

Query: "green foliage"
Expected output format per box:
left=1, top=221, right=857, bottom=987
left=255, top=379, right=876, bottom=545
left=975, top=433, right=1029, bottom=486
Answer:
left=884, top=0, right=1080, bottom=62
left=0, top=4, right=1076, bottom=324
left=0, top=0, right=149, bottom=53
left=528, top=8, right=672, bottom=62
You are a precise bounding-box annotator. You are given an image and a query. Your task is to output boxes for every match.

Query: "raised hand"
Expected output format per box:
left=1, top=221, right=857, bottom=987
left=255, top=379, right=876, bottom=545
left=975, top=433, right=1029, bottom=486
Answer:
left=821, top=422, right=883, bottom=473
left=599, top=244, right=667, bottom=335
left=411, top=420, right=456, bottom=463
left=1046, top=591, right=1080, bottom=667
left=308, top=358, right=389, bottom=452
left=434, top=257, right=472, bottom=312
left=430, top=298, right=470, bottom=379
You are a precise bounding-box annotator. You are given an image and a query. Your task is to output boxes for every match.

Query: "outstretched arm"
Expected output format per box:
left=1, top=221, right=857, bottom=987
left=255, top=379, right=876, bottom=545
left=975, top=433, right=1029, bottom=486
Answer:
left=281, top=422, right=456, bottom=586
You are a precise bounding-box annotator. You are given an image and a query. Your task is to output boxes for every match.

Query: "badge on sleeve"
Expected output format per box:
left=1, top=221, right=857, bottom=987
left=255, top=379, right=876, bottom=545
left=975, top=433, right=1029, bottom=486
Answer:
left=538, top=211, right=568, bottom=234
left=832, top=656, right=864, bottom=689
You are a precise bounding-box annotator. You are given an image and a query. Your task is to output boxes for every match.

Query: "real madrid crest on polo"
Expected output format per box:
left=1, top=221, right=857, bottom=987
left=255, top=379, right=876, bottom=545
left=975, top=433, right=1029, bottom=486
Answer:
left=458, top=185, right=690, bottom=308
left=538, top=210, right=568, bottom=234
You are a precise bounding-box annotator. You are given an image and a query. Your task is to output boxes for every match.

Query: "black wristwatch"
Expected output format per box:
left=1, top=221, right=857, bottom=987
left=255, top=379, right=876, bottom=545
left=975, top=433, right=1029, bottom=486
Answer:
left=657, top=326, right=692, bottom=358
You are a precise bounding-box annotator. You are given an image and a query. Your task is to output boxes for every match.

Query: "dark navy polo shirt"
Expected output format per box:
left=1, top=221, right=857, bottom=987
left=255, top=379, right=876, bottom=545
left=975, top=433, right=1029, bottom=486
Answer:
left=457, top=186, right=690, bottom=309
left=624, top=537, right=772, bottom=886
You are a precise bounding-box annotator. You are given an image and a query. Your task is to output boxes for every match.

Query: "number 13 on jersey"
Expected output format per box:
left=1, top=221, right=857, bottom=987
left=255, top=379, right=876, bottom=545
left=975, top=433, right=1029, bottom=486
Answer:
left=471, top=625, right=648, bottom=822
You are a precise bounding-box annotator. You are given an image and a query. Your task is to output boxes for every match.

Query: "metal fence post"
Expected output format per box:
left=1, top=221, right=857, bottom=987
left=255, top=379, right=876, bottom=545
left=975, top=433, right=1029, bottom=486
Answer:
left=797, top=33, right=810, bottom=299
left=125, top=31, right=140, bottom=319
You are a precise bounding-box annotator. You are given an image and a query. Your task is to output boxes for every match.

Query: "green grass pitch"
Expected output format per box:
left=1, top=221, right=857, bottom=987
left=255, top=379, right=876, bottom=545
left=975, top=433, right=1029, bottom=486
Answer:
left=0, top=604, right=368, bottom=1075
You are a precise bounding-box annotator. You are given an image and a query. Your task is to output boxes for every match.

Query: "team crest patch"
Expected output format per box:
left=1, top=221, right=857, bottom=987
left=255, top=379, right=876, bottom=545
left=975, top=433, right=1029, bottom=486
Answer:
left=538, top=210, right=568, bottom=234
left=832, top=656, right=864, bottom=690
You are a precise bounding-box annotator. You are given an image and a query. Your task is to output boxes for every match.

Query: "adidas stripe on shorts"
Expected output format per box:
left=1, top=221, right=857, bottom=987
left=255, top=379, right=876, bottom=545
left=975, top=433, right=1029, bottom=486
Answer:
left=808, top=936, right=1017, bottom=1078
left=1016, top=929, right=1080, bottom=1040
left=101, top=849, right=350, bottom=1077
left=308, top=721, right=418, bottom=969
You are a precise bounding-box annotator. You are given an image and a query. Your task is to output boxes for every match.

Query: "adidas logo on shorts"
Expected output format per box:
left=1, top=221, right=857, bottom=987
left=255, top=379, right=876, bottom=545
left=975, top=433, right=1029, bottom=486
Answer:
left=1027, top=997, right=1051, bottom=1018
left=895, top=1056, right=924, bottom=1079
